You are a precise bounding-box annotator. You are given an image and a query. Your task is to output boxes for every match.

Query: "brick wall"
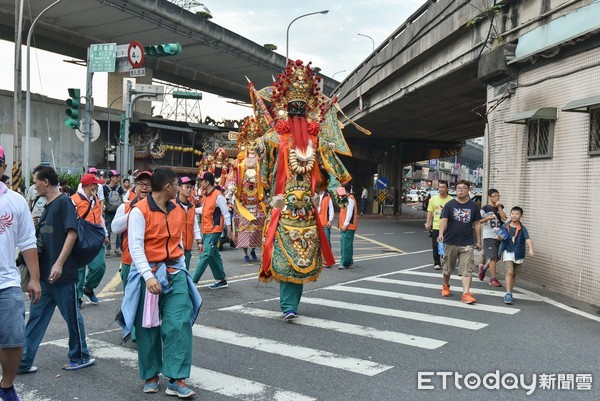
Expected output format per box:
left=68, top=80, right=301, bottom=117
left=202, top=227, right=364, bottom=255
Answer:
left=486, top=47, right=600, bottom=305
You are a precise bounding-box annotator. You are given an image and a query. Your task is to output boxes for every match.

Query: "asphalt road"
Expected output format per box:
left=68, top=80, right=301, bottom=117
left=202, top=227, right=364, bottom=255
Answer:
left=12, top=215, right=600, bottom=401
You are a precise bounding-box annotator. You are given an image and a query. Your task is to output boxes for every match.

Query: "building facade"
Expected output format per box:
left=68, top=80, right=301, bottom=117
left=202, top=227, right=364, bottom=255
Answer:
left=483, top=0, right=600, bottom=305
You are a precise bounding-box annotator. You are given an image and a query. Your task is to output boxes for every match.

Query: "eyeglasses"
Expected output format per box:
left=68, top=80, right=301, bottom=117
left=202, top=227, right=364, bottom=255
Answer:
left=456, top=187, right=469, bottom=190
left=136, top=182, right=151, bottom=188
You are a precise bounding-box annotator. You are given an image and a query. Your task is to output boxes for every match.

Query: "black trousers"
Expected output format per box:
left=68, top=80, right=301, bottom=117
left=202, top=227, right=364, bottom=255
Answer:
left=430, top=229, right=441, bottom=266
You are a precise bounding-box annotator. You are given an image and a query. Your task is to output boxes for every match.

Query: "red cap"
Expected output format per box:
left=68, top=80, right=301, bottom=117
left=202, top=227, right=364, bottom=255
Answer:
left=135, top=170, right=152, bottom=181
left=81, top=173, right=106, bottom=186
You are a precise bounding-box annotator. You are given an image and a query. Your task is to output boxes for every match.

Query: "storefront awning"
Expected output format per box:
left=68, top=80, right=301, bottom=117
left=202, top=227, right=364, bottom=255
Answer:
left=505, top=107, right=557, bottom=125
left=562, top=95, right=600, bottom=113
left=145, top=122, right=193, bottom=133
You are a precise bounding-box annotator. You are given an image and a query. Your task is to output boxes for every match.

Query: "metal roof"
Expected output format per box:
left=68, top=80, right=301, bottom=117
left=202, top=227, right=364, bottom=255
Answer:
left=562, top=95, right=600, bottom=113
left=0, top=0, right=338, bottom=101
left=505, top=107, right=558, bottom=125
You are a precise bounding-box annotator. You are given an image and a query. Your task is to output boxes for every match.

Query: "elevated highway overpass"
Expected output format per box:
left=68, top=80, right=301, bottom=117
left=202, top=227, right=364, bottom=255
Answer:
left=1, top=0, right=500, bottom=207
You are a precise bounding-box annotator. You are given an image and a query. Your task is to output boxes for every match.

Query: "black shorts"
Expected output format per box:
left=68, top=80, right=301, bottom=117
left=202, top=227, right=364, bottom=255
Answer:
left=483, top=238, right=500, bottom=261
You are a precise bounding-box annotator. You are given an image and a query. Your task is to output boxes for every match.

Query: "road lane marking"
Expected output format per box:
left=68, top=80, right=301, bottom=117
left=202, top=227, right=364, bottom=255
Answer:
left=301, top=298, right=486, bottom=330
left=326, top=285, right=520, bottom=315
left=97, top=271, right=122, bottom=297
left=193, top=326, right=393, bottom=376
left=49, top=338, right=316, bottom=401
left=221, top=305, right=447, bottom=350
left=363, top=277, right=541, bottom=301
left=333, top=228, right=405, bottom=254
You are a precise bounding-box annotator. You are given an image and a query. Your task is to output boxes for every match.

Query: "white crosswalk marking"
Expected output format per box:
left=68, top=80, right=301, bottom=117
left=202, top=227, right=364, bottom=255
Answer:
left=326, top=285, right=521, bottom=314
left=47, top=338, right=317, bottom=401
left=193, top=325, right=393, bottom=376
left=363, top=276, right=541, bottom=301
left=221, top=305, right=447, bottom=350
left=301, top=297, right=487, bottom=330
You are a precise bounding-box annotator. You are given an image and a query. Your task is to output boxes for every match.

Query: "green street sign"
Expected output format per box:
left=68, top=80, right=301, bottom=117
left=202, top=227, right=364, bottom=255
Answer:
left=89, top=43, right=117, bottom=73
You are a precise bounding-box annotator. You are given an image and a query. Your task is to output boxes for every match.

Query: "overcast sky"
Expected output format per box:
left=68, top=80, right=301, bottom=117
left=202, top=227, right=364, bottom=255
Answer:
left=0, top=0, right=425, bottom=120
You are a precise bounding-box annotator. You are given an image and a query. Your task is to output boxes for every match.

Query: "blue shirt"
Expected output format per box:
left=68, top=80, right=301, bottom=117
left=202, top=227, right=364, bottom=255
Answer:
left=37, top=194, right=79, bottom=283
left=441, top=198, right=481, bottom=246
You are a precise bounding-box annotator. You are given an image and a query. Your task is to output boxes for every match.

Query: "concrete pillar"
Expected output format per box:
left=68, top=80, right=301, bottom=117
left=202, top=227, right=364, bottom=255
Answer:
left=107, top=68, right=154, bottom=115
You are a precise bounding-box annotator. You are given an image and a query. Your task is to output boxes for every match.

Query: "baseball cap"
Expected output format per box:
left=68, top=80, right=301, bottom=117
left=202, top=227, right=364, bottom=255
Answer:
left=81, top=173, right=106, bottom=186
left=0, top=145, right=5, bottom=163
left=108, top=169, right=120, bottom=178
left=179, top=176, right=192, bottom=185
left=88, top=167, right=98, bottom=174
left=135, top=170, right=152, bottom=181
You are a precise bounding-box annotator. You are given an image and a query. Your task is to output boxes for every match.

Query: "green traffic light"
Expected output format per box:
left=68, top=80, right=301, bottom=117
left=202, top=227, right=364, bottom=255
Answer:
left=65, top=88, right=81, bottom=129
left=144, top=43, right=182, bottom=57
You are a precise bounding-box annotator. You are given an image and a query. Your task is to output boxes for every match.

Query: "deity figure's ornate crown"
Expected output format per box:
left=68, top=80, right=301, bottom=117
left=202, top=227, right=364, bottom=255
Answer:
left=240, top=116, right=263, bottom=143
left=271, top=60, right=326, bottom=122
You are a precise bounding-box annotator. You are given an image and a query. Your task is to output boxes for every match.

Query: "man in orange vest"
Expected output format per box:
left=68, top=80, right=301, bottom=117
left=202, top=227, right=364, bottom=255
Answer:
left=110, top=171, right=152, bottom=289
left=317, top=184, right=334, bottom=268
left=175, top=176, right=202, bottom=270
left=191, top=171, right=231, bottom=288
left=71, top=174, right=109, bottom=304
left=119, top=167, right=201, bottom=397
left=338, top=182, right=358, bottom=269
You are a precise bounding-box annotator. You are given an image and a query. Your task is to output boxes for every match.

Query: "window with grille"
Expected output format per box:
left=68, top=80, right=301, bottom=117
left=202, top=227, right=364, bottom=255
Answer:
left=527, top=119, right=553, bottom=159
left=589, top=108, right=600, bottom=155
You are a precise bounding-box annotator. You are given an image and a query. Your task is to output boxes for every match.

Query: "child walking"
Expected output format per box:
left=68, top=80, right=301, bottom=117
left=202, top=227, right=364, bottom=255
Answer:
left=498, top=206, right=534, bottom=305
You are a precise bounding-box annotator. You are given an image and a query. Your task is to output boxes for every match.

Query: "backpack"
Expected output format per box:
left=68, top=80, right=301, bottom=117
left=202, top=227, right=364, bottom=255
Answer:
left=73, top=195, right=106, bottom=266
left=105, top=185, right=123, bottom=212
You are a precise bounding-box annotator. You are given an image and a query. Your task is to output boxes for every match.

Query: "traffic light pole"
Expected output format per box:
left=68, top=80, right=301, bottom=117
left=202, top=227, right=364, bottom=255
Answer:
left=121, top=81, right=158, bottom=176
left=84, top=47, right=93, bottom=169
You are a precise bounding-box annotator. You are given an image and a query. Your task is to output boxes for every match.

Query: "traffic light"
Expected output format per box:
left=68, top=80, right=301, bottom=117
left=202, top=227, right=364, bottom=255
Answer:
left=65, top=88, right=81, bottom=129
left=144, top=43, right=182, bottom=57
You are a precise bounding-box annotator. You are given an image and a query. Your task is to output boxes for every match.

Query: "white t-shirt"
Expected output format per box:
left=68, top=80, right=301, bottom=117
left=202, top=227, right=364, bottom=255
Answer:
left=0, top=182, right=37, bottom=289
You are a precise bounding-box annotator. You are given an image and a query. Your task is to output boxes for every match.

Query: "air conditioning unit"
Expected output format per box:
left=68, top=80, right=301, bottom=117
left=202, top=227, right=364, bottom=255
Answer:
left=478, top=44, right=517, bottom=86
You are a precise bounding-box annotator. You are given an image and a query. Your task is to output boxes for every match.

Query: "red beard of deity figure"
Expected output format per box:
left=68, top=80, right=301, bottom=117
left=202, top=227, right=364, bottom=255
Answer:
left=290, top=115, right=309, bottom=153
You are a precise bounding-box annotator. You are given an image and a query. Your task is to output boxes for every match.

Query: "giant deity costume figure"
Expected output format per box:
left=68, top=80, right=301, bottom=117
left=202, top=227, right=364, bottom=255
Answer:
left=226, top=116, right=266, bottom=262
left=258, top=60, right=352, bottom=319
left=209, top=148, right=229, bottom=188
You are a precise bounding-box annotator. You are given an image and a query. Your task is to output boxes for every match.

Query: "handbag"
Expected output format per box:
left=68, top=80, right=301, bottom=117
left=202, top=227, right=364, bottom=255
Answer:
left=72, top=196, right=106, bottom=267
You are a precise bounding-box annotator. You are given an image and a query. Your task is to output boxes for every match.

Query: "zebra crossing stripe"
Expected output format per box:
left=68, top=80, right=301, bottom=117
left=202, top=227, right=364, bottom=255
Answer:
left=326, top=285, right=520, bottom=314
left=220, top=305, right=447, bottom=350
left=193, top=326, right=393, bottom=376
left=301, top=297, right=486, bottom=330
left=47, top=338, right=316, bottom=401
left=363, top=277, right=541, bottom=301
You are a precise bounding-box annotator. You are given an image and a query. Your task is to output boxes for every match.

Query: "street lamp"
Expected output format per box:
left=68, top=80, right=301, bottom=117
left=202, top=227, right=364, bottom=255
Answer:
left=25, top=0, right=63, bottom=189
left=285, top=10, right=329, bottom=68
left=357, top=33, right=375, bottom=52
left=332, top=70, right=346, bottom=80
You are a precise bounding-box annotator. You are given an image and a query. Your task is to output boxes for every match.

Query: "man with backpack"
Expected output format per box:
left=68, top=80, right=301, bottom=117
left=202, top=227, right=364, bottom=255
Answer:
left=72, top=174, right=109, bottom=305
left=19, top=166, right=95, bottom=375
left=103, top=170, right=124, bottom=256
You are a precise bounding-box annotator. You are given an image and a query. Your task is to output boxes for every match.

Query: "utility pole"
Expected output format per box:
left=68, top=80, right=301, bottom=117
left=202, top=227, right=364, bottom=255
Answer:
left=83, top=47, right=93, bottom=169
left=12, top=0, right=24, bottom=191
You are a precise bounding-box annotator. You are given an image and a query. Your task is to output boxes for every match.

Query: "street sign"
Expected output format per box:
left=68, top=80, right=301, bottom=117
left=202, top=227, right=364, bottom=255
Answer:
left=89, top=43, right=116, bottom=73
left=130, top=68, right=146, bottom=77
left=376, top=177, right=389, bottom=189
left=378, top=192, right=387, bottom=202
left=128, top=40, right=145, bottom=68
left=76, top=119, right=101, bottom=142
left=135, top=84, right=165, bottom=102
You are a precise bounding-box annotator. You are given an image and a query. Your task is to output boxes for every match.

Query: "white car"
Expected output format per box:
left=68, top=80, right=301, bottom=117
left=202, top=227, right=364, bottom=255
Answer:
left=406, top=190, right=420, bottom=202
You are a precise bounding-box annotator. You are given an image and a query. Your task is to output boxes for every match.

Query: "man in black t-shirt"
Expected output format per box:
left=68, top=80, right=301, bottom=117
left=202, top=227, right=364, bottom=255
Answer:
left=19, top=166, right=95, bottom=373
left=437, top=180, right=482, bottom=305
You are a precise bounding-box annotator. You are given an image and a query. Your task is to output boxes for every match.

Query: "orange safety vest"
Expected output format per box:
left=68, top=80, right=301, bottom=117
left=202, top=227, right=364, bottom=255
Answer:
left=318, top=192, right=332, bottom=226
left=121, top=199, right=139, bottom=265
left=175, top=197, right=196, bottom=250
left=71, top=192, right=103, bottom=225
left=338, top=194, right=358, bottom=230
left=201, top=188, right=224, bottom=234
left=133, top=194, right=185, bottom=263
